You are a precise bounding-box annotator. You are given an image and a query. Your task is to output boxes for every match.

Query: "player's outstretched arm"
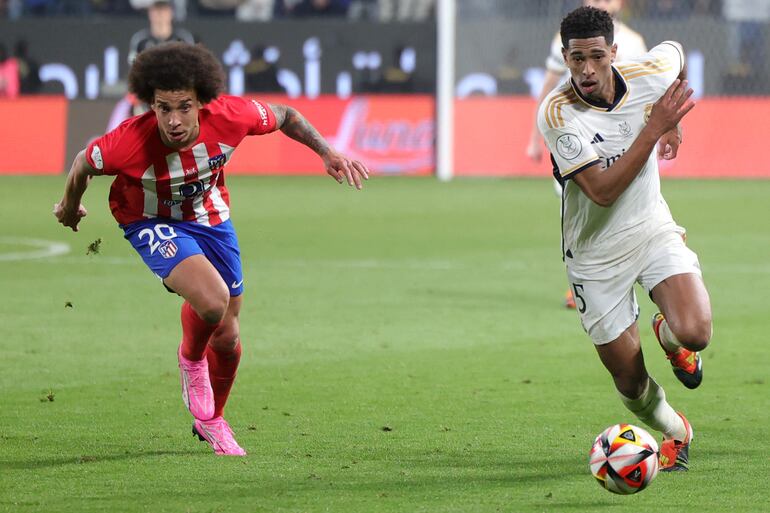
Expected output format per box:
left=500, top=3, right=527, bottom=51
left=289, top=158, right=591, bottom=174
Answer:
left=53, top=150, right=100, bottom=232
left=269, top=103, right=370, bottom=190
left=573, top=79, right=695, bottom=207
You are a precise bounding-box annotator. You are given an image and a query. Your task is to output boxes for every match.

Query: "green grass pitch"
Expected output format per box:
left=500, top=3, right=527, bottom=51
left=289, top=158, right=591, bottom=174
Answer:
left=1, top=175, right=768, bottom=513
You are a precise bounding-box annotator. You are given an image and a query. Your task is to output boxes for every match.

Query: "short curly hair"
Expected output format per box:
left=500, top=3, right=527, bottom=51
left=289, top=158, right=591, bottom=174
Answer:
left=560, top=6, right=614, bottom=48
left=128, top=42, right=225, bottom=105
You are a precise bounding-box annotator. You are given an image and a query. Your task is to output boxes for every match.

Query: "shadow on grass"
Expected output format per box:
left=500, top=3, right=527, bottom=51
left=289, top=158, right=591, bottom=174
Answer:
left=0, top=449, right=200, bottom=470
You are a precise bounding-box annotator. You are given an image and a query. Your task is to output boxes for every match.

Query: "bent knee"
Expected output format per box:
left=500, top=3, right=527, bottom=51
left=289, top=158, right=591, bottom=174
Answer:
left=209, top=321, right=240, bottom=352
left=196, top=296, right=230, bottom=325
left=671, top=318, right=712, bottom=352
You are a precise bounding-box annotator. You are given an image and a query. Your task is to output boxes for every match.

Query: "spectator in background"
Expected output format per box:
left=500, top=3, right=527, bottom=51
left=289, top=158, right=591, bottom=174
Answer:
left=274, top=0, right=349, bottom=17
left=14, top=39, right=41, bottom=94
left=347, top=0, right=377, bottom=20
left=644, top=0, right=691, bottom=18
left=494, top=46, right=529, bottom=95
left=128, top=0, right=194, bottom=115
left=244, top=44, right=282, bottom=92
left=194, top=0, right=242, bottom=17
left=235, top=0, right=273, bottom=20
left=377, top=45, right=415, bottom=93
left=379, top=0, right=433, bottom=21
left=722, top=0, right=770, bottom=94
left=128, top=0, right=195, bottom=65
left=0, top=43, right=20, bottom=98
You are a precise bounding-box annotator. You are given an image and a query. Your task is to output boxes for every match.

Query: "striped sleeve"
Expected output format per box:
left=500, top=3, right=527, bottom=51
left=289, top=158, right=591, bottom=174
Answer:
left=537, top=91, right=599, bottom=181
left=616, top=41, right=684, bottom=95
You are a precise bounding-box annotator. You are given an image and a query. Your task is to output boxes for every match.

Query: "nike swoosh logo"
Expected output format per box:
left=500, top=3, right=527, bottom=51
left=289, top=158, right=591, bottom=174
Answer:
left=231, top=279, right=244, bottom=289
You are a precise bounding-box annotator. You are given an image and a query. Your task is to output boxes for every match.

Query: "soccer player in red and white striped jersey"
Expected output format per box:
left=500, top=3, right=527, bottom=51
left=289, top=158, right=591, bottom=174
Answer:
left=54, top=43, right=369, bottom=456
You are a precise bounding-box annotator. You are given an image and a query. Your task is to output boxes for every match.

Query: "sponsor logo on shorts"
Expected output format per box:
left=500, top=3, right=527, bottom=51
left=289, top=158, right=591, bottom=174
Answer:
left=556, top=134, right=582, bottom=161
left=158, top=240, right=178, bottom=259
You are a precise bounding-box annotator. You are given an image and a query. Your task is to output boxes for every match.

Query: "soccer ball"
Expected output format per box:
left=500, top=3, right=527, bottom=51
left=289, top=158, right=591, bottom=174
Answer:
left=589, top=423, right=659, bottom=494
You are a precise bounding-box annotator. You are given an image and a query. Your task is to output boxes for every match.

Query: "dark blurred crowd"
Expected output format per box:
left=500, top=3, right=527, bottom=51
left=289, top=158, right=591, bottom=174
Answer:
left=1, top=0, right=765, bottom=20
left=0, top=0, right=435, bottom=20
left=1, top=0, right=768, bottom=97
left=0, top=0, right=754, bottom=20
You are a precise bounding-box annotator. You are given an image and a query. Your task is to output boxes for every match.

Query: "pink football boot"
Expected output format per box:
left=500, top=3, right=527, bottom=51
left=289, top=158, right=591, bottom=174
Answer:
left=192, top=417, right=247, bottom=456
left=177, top=344, right=215, bottom=420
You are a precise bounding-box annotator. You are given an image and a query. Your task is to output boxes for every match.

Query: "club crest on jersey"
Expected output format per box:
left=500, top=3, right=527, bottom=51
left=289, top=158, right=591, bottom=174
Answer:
left=158, top=240, right=178, bottom=259
left=556, top=134, right=582, bottom=161
left=208, top=153, right=226, bottom=171
left=618, top=121, right=634, bottom=139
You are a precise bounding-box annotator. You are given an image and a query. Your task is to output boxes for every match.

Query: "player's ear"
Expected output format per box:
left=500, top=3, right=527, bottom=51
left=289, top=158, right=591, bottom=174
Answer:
left=611, top=43, right=618, bottom=62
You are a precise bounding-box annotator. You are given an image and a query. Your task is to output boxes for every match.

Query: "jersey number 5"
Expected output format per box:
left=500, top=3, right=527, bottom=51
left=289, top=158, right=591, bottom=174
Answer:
left=572, top=283, right=587, bottom=313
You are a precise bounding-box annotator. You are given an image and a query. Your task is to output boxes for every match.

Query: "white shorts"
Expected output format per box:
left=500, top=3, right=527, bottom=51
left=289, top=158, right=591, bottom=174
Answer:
left=565, top=229, right=702, bottom=345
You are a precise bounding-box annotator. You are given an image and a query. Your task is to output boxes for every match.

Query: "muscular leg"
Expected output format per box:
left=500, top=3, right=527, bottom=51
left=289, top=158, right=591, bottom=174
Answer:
left=595, top=322, right=648, bottom=399
left=206, top=295, right=242, bottom=418
left=167, top=255, right=230, bottom=360
left=651, top=273, right=712, bottom=352
left=595, top=322, right=687, bottom=441
left=166, top=254, right=230, bottom=325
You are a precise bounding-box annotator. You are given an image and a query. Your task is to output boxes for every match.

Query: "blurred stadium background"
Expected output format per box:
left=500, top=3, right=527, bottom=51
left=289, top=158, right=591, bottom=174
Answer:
left=0, top=0, right=768, bottom=178
left=3, top=3, right=770, bottom=512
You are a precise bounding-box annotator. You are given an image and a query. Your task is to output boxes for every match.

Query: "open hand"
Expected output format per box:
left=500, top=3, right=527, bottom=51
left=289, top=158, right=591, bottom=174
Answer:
left=648, top=80, right=695, bottom=138
left=323, top=150, right=370, bottom=190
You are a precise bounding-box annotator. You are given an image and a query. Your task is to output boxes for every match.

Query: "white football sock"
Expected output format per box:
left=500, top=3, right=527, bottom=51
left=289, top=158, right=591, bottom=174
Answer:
left=619, top=377, right=687, bottom=441
left=656, top=317, right=682, bottom=353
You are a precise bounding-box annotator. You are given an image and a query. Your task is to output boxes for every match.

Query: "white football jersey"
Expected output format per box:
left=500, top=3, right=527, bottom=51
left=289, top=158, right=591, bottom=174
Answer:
left=546, top=21, right=647, bottom=75
left=537, top=42, right=685, bottom=272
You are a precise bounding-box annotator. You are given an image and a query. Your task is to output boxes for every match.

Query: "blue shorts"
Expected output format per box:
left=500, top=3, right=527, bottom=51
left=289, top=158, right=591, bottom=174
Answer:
left=122, top=219, right=244, bottom=296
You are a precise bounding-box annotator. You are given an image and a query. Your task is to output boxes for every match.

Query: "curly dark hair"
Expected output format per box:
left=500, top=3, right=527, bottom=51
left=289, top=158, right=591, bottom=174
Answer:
left=560, top=6, right=614, bottom=49
left=128, top=42, right=225, bottom=105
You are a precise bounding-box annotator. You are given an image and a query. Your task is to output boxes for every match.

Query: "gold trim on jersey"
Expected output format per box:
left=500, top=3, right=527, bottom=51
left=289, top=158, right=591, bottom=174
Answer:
left=569, top=73, right=630, bottom=114
left=617, top=58, right=673, bottom=81
left=560, top=157, right=600, bottom=178
left=545, top=86, right=579, bottom=129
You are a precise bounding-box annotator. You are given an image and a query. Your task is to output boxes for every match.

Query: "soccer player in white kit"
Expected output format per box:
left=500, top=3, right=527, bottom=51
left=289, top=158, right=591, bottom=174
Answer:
left=537, top=6, right=712, bottom=471
left=526, top=0, right=650, bottom=309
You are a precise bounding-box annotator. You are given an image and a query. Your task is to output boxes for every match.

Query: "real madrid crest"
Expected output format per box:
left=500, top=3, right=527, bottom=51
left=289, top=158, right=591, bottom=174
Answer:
left=618, top=121, right=633, bottom=139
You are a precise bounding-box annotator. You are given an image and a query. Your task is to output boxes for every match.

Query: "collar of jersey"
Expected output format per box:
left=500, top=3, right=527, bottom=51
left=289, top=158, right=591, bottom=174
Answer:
left=570, top=67, right=628, bottom=112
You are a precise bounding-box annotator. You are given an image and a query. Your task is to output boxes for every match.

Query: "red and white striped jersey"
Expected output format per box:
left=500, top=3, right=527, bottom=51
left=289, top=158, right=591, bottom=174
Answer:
left=86, top=95, right=277, bottom=226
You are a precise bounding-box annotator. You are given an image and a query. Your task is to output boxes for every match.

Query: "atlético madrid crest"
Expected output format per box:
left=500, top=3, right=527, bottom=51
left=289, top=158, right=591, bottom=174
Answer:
left=208, top=154, right=226, bottom=171
left=158, top=240, right=178, bottom=259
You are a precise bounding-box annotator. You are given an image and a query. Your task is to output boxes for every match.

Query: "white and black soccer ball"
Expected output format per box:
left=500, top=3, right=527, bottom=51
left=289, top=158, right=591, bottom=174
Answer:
left=589, top=423, right=659, bottom=494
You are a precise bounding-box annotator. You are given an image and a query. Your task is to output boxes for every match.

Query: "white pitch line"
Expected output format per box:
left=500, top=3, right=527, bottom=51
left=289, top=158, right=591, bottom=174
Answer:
left=0, top=237, right=71, bottom=261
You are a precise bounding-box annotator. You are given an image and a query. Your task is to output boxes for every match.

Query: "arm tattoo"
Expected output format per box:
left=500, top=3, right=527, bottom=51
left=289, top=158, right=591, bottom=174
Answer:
left=271, top=104, right=331, bottom=157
